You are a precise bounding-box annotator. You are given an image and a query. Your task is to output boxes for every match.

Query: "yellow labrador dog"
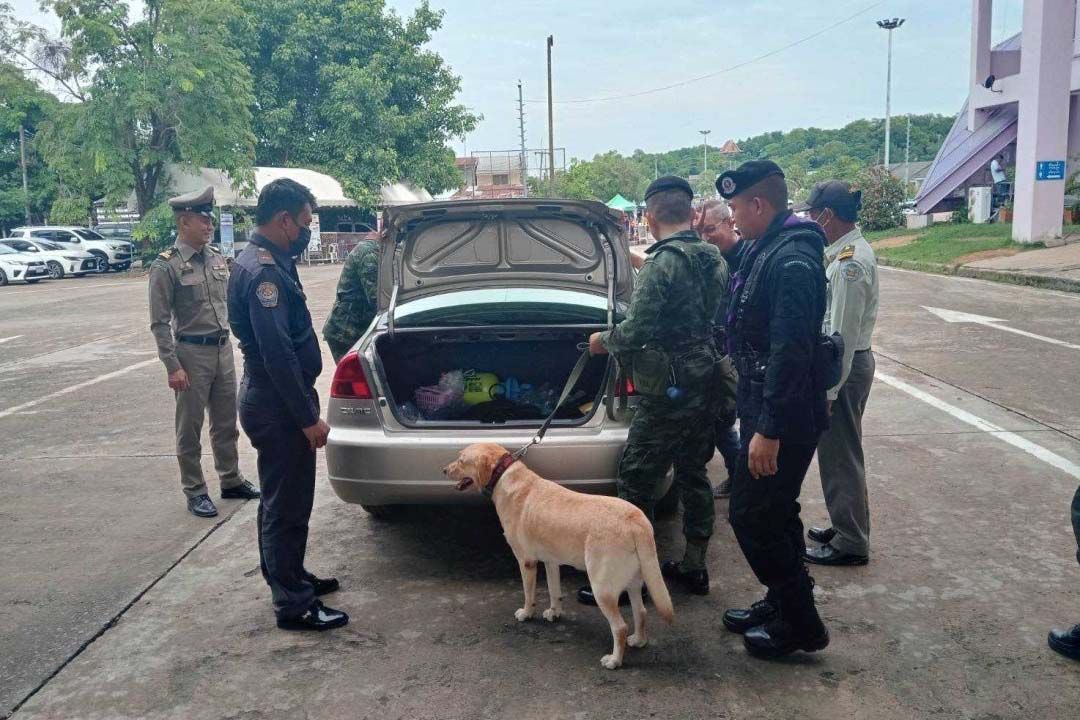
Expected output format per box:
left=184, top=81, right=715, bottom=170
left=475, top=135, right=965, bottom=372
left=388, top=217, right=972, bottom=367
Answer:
left=444, top=443, right=674, bottom=670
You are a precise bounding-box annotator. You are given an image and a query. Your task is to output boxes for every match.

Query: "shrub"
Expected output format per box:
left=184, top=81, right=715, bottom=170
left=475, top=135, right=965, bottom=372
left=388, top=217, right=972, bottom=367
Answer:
left=856, top=166, right=905, bottom=231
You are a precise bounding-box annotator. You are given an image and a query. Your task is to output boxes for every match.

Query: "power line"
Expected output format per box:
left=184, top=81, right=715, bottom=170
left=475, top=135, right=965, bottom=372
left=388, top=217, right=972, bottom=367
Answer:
left=525, top=1, right=887, bottom=105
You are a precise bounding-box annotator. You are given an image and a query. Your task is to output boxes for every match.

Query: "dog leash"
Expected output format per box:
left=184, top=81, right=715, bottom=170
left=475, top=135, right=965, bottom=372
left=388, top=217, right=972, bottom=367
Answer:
left=511, top=345, right=592, bottom=461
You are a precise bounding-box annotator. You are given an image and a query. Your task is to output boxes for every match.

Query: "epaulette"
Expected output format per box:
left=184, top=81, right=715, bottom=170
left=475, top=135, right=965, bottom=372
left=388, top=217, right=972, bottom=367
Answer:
left=158, top=247, right=178, bottom=260
left=837, top=245, right=856, bottom=261
left=207, top=245, right=221, bottom=254
left=257, top=248, right=275, bottom=266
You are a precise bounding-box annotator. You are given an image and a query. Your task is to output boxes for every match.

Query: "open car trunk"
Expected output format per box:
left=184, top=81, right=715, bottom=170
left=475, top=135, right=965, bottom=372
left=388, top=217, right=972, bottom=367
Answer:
left=373, top=327, right=611, bottom=427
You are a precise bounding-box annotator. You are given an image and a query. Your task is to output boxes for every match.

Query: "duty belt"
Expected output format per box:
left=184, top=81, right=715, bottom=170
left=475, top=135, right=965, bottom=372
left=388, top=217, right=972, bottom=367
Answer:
left=177, top=333, right=230, bottom=346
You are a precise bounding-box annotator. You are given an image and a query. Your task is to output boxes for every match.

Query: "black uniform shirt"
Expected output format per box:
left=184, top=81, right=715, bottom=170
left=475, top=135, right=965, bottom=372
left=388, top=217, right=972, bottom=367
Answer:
left=228, top=233, right=323, bottom=429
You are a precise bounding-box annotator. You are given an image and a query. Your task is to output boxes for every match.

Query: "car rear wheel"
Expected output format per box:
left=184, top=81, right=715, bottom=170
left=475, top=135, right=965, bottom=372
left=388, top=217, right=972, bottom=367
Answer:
left=0, top=269, right=8, bottom=286
left=361, top=504, right=401, bottom=521
left=47, top=261, right=64, bottom=279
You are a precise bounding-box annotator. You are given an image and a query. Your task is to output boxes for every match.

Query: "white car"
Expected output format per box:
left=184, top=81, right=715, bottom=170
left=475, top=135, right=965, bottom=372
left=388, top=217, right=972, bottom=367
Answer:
left=7, top=226, right=134, bottom=272
left=0, top=238, right=99, bottom=278
left=0, top=244, right=50, bottom=285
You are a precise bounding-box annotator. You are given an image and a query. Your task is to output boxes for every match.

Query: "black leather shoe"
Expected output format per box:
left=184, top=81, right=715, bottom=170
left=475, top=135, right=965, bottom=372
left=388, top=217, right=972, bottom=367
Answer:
left=723, top=599, right=779, bottom=634
left=807, top=526, right=836, bottom=544
left=187, top=494, right=218, bottom=518
left=712, top=478, right=732, bottom=499
left=744, top=618, right=830, bottom=659
left=307, top=574, right=340, bottom=597
left=276, top=600, right=349, bottom=632
left=1048, top=624, right=1080, bottom=661
left=222, top=479, right=261, bottom=500
left=660, top=561, right=709, bottom=595
left=576, top=585, right=648, bottom=607
left=804, top=543, right=868, bottom=566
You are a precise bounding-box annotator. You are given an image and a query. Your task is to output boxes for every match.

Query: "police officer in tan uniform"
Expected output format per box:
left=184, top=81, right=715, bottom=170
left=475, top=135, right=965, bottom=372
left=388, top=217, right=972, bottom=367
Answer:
left=149, top=186, right=260, bottom=517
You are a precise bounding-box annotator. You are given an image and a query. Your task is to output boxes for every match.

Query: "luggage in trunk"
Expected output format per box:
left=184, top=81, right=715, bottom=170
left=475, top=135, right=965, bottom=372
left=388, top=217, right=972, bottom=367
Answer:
left=374, top=328, right=609, bottom=426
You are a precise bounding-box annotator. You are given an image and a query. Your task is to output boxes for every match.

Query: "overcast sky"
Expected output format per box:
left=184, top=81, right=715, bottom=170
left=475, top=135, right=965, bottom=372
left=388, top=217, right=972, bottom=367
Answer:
left=13, top=0, right=1024, bottom=160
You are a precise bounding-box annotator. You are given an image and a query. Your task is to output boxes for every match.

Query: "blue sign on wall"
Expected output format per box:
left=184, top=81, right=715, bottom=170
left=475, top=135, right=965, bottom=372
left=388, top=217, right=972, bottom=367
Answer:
left=1036, top=160, right=1066, bottom=181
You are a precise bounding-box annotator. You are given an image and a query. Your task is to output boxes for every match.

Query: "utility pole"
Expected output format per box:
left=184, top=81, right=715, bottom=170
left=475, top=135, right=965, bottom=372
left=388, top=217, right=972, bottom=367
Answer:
left=904, top=114, right=912, bottom=198
left=699, top=130, right=711, bottom=175
left=654, top=156, right=659, bottom=180
left=877, top=17, right=904, bottom=167
left=518, top=81, right=529, bottom=198
left=19, top=125, right=31, bottom=225
left=546, top=35, right=555, bottom=187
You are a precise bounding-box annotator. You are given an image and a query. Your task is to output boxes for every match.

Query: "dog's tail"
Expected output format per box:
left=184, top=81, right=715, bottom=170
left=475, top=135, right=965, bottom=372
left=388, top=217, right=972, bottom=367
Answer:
left=633, top=522, right=674, bottom=624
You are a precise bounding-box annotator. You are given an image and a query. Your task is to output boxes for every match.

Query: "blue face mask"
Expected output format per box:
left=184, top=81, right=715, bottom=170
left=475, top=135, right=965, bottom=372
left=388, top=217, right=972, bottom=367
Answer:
left=289, top=225, right=312, bottom=257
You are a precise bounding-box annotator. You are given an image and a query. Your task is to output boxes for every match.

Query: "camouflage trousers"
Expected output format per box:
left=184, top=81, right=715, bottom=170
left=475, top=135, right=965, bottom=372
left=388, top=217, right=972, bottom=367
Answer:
left=617, top=390, right=716, bottom=556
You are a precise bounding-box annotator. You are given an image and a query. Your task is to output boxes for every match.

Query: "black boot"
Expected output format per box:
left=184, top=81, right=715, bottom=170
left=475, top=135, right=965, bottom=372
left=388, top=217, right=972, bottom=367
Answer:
left=723, top=595, right=779, bottom=634
left=743, top=573, right=829, bottom=659
left=1048, top=624, right=1080, bottom=661
left=660, top=561, right=709, bottom=595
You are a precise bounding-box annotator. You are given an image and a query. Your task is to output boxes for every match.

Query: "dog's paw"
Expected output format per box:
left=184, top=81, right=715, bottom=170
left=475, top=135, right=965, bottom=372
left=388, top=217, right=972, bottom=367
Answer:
left=514, top=608, right=533, bottom=622
left=542, top=607, right=561, bottom=623
left=627, top=633, right=648, bottom=648
left=600, top=654, right=622, bottom=670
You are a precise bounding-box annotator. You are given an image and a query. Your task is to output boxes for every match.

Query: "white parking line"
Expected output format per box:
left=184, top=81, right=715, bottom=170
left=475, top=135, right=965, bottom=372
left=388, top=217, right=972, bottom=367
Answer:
left=0, top=359, right=159, bottom=420
left=876, top=371, right=1080, bottom=481
left=0, top=335, right=23, bottom=345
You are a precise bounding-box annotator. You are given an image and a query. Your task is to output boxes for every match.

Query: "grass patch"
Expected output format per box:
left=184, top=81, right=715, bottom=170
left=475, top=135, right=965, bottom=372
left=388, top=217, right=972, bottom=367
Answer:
left=865, top=223, right=1055, bottom=266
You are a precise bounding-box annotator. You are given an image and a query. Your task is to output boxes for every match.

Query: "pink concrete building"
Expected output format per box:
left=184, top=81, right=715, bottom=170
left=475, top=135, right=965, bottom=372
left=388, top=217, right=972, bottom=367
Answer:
left=917, top=0, right=1080, bottom=243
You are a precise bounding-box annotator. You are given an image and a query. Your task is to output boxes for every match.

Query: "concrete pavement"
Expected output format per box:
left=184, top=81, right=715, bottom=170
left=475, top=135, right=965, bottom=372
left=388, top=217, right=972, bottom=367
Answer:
left=2, top=264, right=1079, bottom=719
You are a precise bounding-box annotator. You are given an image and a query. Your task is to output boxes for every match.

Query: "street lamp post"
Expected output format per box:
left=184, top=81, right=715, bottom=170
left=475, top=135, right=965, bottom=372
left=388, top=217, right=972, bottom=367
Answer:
left=699, top=129, right=711, bottom=175
left=877, top=17, right=905, bottom=168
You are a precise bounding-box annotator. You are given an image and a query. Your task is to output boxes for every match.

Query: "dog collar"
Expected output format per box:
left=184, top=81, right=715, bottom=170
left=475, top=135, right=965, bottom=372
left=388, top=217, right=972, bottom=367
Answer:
left=482, top=453, right=517, bottom=498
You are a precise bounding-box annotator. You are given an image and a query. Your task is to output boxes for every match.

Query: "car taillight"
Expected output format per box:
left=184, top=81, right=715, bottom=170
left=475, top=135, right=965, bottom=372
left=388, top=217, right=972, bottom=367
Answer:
left=330, top=351, right=372, bottom=399
left=623, top=377, right=637, bottom=396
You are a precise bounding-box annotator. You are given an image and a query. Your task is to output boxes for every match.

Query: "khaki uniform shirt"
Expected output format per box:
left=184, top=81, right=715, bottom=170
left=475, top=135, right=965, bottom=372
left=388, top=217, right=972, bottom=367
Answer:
left=823, top=227, right=879, bottom=400
left=148, top=241, right=230, bottom=373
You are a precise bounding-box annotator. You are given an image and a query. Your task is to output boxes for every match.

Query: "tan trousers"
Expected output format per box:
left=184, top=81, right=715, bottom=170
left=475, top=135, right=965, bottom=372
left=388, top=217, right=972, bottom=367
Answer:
left=174, top=341, right=241, bottom=498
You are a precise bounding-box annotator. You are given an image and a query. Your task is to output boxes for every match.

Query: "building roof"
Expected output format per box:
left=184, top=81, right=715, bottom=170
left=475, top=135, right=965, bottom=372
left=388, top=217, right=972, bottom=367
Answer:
left=718, top=140, right=742, bottom=154
left=885, top=161, right=935, bottom=184
left=162, top=165, right=358, bottom=209
left=914, top=32, right=1021, bottom=214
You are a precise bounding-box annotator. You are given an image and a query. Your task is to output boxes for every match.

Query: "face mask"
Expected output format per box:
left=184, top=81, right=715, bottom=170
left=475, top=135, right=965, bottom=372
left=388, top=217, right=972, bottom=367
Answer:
left=288, top=225, right=312, bottom=257
left=815, top=209, right=832, bottom=234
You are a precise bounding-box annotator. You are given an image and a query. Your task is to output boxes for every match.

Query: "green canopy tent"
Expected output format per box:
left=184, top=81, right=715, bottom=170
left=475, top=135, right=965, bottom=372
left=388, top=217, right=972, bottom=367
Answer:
left=606, top=194, right=637, bottom=213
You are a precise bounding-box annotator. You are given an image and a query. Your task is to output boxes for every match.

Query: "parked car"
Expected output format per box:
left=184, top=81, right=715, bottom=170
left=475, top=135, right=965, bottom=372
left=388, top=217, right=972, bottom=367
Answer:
left=0, top=243, right=49, bottom=285
left=0, top=238, right=99, bottom=278
left=92, top=221, right=136, bottom=243
left=7, top=226, right=134, bottom=272
left=324, top=198, right=657, bottom=518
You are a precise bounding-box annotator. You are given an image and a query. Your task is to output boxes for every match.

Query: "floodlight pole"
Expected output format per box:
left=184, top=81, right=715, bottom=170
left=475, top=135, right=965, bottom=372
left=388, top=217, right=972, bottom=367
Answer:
left=699, top=130, right=711, bottom=175
left=547, top=36, right=555, bottom=187
left=877, top=17, right=905, bottom=167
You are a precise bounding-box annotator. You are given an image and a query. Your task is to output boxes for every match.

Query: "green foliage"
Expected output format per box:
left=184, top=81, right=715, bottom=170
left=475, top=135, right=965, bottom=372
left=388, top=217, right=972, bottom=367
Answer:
left=132, top=202, right=176, bottom=259
left=0, top=61, right=59, bottom=232
left=855, top=166, right=905, bottom=231
left=874, top=223, right=1023, bottom=265
left=48, top=195, right=92, bottom=225
left=533, top=151, right=647, bottom=202
left=237, top=0, right=477, bottom=203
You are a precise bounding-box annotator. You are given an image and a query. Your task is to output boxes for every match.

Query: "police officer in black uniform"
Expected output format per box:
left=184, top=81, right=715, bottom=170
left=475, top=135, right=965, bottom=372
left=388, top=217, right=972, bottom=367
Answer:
left=716, top=161, right=831, bottom=659
left=228, top=178, right=348, bottom=632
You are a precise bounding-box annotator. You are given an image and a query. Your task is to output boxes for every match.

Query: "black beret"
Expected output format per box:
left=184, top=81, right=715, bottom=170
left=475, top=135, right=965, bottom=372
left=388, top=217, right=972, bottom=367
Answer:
left=793, top=180, right=863, bottom=221
left=716, top=160, right=785, bottom=200
left=644, top=175, right=693, bottom=202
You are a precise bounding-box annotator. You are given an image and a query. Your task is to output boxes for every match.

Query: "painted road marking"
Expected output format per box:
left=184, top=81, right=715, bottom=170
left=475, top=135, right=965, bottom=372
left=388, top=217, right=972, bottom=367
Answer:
left=0, top=335, right=23, bottom=345
left=924, top=306, right=1080, bottom=350
left=876, top=371, right=1080, bottom=481
left=0, top=359, right=158, bottom=420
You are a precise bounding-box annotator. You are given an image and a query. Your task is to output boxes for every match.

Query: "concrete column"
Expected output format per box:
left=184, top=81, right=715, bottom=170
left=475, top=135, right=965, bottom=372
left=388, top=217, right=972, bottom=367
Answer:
left=1013, top=0, right=1075, bottom=244
left=969, top=0, right=994, bottom=129
left=1067, top=93, right=1080, bottom=178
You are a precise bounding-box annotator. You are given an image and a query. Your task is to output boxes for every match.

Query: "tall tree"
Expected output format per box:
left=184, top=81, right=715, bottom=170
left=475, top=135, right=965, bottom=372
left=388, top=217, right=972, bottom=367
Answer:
left=0, top=61, right=58, bottom=232
left=2, top=0, right=257, bottom=216
left=237, top=0, right=477, bottom=202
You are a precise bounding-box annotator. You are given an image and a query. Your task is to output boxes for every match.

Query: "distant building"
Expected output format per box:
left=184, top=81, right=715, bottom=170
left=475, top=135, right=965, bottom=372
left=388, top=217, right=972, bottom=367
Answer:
left=452, top=152, right=526, bottom=200
left=885, top=161, right=935, bottom=194
left=917, top=0, right=1080, bottom=243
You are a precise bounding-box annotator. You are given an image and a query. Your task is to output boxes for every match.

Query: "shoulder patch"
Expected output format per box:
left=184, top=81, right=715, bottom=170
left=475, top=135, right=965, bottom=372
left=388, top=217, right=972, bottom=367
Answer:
left=256, top=281, right=279, bottom=308
left=841, top=262, right=865, bottom=282
left=257, top=249, right=275, bottom=266
left=837, top=245, right=855, bottom=261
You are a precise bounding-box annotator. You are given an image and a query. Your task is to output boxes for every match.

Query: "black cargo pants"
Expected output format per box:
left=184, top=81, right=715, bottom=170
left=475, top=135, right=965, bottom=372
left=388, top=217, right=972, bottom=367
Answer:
left=239, top=376, right=318, bottom=620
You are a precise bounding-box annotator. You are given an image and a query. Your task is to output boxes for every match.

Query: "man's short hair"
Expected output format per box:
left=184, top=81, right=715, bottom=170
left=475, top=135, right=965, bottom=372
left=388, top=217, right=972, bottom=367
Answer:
left=701, top=198, right=731, bottom=220
left=255, top=178, right=318, bottom=226
left=646, top=189, right=693, bottom=225
left=745, top=175, right=788, bottom=213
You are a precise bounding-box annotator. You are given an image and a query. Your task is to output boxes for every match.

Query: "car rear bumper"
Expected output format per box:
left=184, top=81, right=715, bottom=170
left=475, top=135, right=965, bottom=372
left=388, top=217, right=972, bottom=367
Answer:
left=326, top=425, right=627, bottom=506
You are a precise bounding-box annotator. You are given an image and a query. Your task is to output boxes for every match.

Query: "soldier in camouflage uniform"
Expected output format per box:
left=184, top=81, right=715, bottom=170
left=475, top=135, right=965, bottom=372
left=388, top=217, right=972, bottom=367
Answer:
left=579, top=176, right=729, bottom=603
left=322, top=239, right=379, bottom=363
